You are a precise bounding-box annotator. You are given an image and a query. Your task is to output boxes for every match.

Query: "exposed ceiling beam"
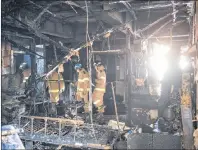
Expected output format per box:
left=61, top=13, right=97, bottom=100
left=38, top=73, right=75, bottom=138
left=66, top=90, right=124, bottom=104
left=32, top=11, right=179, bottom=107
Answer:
left=132, top=1, right=191, bottom=11
left=150, top=34, right=189, bottom=39
left=122, top=2, right=137, bottom=20
left=10, top=16, right=70, bottom=51
left=135, top=11, right=178, bottom=35
left=146, top=19, right=173, bottom=40
left=3, top=35, right=45, bottom=58
left=98, top=2, right=191, bottom=13
left=70, top=2, right=132, bottom=36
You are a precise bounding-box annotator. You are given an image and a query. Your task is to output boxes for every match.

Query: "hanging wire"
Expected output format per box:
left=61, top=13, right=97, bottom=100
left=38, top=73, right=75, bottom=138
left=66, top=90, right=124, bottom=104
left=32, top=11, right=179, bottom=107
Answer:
left=147, top=1, right=151, bottom=21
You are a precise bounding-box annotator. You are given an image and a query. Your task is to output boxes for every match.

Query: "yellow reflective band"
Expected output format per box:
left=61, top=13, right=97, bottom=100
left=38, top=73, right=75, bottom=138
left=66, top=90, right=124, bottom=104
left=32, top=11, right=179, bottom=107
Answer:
left=83, top=78, right=89, bottom=81
left=49, top=90, right=60, bottom=93
left=77, top=88, right=84, bottom=91
left=100, top=77, right=106, bottom=79
left=48, top=80, right=64, bottom=82
left=78, top=79, right=84, bottom=82
left=93, top=100, right=101, bottom=105
left=95, top=88, right=105, bottom=92
left=24, top=77, right=29, bottom=80
left=23, top=80, right=26, bottom=83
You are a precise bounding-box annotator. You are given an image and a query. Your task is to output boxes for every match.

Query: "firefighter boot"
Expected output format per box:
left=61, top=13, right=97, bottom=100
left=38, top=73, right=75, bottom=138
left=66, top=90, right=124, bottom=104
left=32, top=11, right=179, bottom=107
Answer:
left=96, top=113, right=105, bottom=125
left=96, top=105, right=106, bottom=125
left=83, top=103, right=89, bottom=113
left=49, top=103, right=57, bottom=117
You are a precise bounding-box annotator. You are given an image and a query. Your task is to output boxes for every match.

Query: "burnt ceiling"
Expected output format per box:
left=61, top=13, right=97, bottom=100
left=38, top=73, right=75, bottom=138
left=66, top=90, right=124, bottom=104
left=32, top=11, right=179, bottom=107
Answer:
left=2, top=0, right=194, bottom=49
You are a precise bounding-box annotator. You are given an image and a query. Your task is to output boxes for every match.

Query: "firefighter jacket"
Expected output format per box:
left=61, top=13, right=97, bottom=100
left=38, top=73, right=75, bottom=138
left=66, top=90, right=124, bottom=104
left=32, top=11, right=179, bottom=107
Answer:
left=77, top=68, right=90, bottom=94
left=22, top=69, right=31, bottom=83
left=95, top=66, right=106, bottom=93
left=46, top=71, right=65, bottom=103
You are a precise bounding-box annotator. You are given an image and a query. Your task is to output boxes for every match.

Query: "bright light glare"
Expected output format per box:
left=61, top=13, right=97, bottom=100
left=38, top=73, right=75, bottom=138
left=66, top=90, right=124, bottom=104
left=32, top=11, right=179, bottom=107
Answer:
left=150, top=56, right=168, bottom=81
left=179, top=55, right=188, bottom=70
left=150, top=43, right=170, bottom=81
left=152, top=43, right=170, bottom=56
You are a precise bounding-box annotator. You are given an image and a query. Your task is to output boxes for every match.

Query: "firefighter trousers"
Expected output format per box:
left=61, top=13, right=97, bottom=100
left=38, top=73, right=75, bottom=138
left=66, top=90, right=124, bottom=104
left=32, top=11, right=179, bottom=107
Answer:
left=92, top=90, right=105, bottom=113
left=76, top=91, right=89, bottom=112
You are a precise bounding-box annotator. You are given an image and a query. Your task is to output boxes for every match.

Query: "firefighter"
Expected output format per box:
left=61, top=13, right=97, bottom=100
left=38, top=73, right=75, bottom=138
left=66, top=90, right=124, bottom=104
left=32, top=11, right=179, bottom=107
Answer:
left=74, top=63, right=90, bottom=113
left=92, top=62, right=106, bottom=115
left=46, top=64, right=65, bottom=116
left=19, top=62, right=31, bottom=88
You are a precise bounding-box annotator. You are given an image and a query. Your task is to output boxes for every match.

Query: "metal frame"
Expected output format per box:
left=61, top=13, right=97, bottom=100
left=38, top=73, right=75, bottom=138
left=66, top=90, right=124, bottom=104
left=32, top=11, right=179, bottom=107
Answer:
left=18, top=115, right=117, bottom=149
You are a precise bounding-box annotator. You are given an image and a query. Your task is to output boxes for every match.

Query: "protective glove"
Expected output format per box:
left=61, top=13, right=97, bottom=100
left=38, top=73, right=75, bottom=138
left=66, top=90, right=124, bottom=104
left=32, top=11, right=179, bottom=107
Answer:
left=58, top=64, right=64, bottom=73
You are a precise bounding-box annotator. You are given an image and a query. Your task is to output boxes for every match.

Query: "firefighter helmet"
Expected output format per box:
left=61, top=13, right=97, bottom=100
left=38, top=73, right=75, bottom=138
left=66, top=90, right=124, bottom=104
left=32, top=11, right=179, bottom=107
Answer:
left=19, top=62, right=29, bottom=71
left=74, top=63, right=82, bottom=70
left=94, top=61, right=102, bottom=66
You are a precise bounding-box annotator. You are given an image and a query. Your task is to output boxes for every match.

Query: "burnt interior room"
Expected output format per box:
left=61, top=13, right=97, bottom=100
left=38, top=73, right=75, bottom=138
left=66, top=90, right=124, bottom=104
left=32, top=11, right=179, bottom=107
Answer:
left=2, top=0, right=198, bottom=149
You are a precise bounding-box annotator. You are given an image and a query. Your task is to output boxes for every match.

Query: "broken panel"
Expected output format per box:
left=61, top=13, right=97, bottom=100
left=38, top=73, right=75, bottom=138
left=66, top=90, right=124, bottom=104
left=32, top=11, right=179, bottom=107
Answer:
left=2, top=41, right=15, bottom=75
left=127, top=133, right=181, bottom=149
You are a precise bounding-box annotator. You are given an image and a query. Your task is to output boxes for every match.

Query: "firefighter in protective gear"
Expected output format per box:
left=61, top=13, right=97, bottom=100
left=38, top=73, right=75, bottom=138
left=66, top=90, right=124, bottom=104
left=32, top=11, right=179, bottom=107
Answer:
left=74, top=64, right=90, bottom=112
left=92, top=62, right=106, bottom=113
left=46, top=64, right=65, bottom=116
left=64, top=49, right=80, bottom=63
left=19, top=62, right=31, bottom=88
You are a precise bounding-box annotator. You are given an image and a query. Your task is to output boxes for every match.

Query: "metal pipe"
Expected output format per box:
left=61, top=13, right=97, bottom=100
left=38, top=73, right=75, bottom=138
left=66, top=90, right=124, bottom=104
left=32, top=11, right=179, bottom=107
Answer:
left=147, top=19, right=173, bottom=40
left=28, top=0, right=56, bottom=17
left=100, top=2, right=190, bottom=13
left=92, top=50, right=124, bottom=54
left=35, top=127, right=45, bottom=133
left=133, top=2, right=190, bottom=11
left=126, top=30, right=132, bottom=126
left=122, top=2, right=137, bottom=20
left=145, top=34, right=189, bottom=39
left=136, top=11, right=177, bottom=34
left=111, top=82, right=120, bottom=131
left=172, top=1, right=177, bottom=22
left=43, top=79, right=73, bottom=82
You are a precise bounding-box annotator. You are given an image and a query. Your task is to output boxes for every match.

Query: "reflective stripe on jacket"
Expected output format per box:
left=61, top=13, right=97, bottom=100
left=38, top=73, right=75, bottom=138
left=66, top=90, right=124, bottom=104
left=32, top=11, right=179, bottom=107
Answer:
left=77, top=68, right=90, bottom=92
left=46, top=71, right=65, bottom=102
left=95, top=69, right=106, bottom=93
